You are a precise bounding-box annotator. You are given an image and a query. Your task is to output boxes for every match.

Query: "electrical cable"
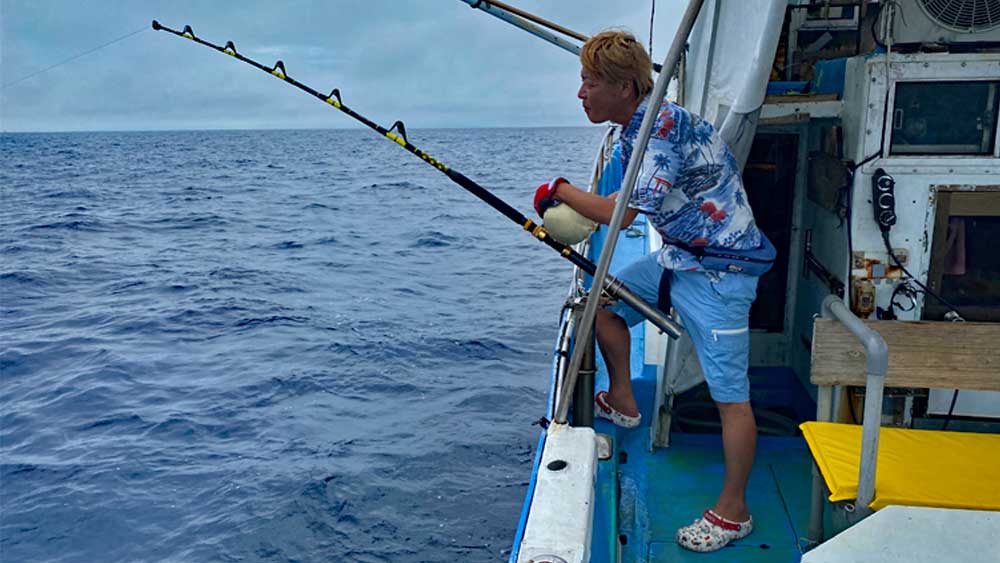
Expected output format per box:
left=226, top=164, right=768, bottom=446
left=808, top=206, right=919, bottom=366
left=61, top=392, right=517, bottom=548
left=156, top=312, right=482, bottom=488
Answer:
left=837, top=149, right=883, bottom=309
left=881, top=279, right=917, bottom=319
left=847, top=386, right=859, bottom=424
left=871, top=0, right=906, bottom=49
left=871, top=5, right=887, bottom=48
left=881, top=230, right=965, bottom=318
left=941, top=390, right=960, bottom=430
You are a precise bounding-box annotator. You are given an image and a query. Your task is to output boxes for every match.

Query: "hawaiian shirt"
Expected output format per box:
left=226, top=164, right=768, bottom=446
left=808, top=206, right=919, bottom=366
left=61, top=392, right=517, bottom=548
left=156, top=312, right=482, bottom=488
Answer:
left=619, top=96, right=763, bottom=272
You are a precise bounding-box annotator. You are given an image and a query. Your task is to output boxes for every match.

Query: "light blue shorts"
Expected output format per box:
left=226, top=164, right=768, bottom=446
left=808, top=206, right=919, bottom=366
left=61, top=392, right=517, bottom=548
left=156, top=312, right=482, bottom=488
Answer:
left=608, top=253, right=758, bottom=403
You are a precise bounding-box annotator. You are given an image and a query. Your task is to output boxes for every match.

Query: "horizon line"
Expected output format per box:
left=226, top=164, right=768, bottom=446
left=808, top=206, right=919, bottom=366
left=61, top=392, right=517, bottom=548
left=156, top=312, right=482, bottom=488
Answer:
left=0, top=123, right=606, bottom=135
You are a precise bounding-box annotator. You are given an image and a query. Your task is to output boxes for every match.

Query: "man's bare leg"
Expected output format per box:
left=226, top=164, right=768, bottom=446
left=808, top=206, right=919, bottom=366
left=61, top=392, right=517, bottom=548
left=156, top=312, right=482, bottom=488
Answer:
left=595, top=309, right=639, bottom=417
left=713, top=401, right=756, bottom=522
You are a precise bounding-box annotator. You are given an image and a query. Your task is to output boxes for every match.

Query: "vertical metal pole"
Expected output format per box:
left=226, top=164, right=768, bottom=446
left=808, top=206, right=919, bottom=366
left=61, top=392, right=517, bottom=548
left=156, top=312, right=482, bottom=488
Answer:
left=807, top=384, right=835, bottom=548
left=571, top=329, right=596, bottom=427
left=696, top=0, right=721, bottom=117
left=554, top=0, right=706, bottom=425
left=855, top=371, right=884, bottom=517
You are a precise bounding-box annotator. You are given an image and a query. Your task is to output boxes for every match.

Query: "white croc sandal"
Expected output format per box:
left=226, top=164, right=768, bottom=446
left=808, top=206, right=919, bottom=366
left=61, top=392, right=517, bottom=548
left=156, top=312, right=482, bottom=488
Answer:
left=676, top=509, right=753, bottom=552
left=594, top=391, right=641, bottom=428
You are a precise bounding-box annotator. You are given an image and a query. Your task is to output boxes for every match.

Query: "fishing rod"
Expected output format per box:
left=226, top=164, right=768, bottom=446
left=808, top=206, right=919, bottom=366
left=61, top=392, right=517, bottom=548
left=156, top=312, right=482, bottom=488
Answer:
left=466, top=0, right=588, bottom=42
left=150, top=20, right=682, bottom=339
left=457, top=0, right=585, bottom=62
left=459, top=0, right=664, bottom=73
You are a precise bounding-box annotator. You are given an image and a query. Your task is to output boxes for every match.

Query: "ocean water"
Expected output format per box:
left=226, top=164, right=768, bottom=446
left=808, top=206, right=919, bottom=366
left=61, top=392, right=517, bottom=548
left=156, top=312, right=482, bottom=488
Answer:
left=0, top=127, right=606, bottom=562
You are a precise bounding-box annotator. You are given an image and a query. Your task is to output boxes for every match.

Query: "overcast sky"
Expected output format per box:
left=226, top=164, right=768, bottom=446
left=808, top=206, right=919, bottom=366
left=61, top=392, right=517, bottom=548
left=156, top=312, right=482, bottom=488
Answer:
left=1, top=1, right=681, bottom=132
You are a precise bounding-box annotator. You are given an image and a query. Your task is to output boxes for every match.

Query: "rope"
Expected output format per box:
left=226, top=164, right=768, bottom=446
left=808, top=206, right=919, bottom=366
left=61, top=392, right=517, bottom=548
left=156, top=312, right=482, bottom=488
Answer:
left=3, top=26, right=148, bottom=89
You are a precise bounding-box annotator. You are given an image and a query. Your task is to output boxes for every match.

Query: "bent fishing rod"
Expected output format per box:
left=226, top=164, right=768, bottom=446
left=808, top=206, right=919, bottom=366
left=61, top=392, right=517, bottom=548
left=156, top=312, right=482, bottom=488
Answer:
left=151, top=20, right=681, bottom=339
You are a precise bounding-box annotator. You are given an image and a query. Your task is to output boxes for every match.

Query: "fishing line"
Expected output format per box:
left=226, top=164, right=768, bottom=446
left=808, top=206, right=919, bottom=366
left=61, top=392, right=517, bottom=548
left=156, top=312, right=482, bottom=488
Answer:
left=3, top=25, right=148, bottom=89
left=150, top=20, right=683, bottom=338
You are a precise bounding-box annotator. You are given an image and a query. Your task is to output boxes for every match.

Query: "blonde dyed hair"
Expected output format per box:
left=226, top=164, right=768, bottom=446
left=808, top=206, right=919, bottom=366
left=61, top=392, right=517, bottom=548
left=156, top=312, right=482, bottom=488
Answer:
left=580, top=30, right=653, bottom=98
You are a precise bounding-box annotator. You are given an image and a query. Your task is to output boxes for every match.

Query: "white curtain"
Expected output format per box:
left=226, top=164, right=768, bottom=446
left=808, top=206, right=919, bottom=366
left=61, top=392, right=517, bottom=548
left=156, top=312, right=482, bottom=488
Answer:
left=684, top=0, right=787, bottom=169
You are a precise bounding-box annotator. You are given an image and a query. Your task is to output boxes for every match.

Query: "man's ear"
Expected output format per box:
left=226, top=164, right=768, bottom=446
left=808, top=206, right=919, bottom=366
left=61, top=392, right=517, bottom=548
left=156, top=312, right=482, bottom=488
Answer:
left=618, top=80, right=636, bottom=101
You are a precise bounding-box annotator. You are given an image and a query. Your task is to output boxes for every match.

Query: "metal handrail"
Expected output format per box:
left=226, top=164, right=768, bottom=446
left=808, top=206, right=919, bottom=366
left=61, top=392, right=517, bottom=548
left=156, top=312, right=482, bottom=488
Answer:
left=553, top=0, right=705, bottom=425
left=820, top=295, right=889, bottom=516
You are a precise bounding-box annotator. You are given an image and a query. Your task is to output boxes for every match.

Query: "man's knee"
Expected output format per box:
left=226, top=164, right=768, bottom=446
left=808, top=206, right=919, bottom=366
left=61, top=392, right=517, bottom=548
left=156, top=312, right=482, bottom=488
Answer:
left=596, top=308, right=623, bottom=326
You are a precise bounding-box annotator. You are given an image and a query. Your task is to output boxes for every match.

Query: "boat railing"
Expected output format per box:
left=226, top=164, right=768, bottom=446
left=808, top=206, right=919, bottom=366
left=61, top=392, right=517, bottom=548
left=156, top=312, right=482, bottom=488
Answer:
left=822, top=296, right=888, bottom=509
left=807, top=295, right=888, bottom=544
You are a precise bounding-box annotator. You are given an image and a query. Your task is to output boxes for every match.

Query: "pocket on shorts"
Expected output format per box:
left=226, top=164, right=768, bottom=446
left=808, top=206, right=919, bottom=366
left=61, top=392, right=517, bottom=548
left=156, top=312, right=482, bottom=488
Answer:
left=708, top=271, right=757, bottom=305
left=700, top=325, right=751, bottom=403
left=710, top=326, right=749, bottom=342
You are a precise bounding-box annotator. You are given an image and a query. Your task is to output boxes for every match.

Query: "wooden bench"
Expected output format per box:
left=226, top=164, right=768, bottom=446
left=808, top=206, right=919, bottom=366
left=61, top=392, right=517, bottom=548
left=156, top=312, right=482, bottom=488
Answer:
left=801, top=296, right=1000, bottom=545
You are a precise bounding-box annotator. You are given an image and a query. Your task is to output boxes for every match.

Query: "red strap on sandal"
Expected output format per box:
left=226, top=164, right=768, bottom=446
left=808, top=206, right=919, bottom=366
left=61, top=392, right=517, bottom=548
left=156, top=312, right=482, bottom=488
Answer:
left=702, top=509, right=742, bottom=531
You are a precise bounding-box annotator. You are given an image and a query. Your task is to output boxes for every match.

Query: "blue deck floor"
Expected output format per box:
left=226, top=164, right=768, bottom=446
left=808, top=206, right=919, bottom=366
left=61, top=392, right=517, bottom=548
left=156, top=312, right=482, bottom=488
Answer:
left=586, top=359, right=816, bottom=560
left=614, top=430, right=813, bottom=562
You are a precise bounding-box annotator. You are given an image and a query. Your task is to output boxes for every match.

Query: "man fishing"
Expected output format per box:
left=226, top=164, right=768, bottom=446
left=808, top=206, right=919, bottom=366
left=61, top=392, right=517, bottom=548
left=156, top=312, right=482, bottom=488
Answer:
left=533, top=30, right=774, bottom=552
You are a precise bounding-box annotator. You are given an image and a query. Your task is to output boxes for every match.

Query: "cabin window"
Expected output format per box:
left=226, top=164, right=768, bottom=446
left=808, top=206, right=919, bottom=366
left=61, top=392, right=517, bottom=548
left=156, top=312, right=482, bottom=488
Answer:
left=925, top=190, right=1000, bottom=322
left=890, top=81, right=1000, bottom=156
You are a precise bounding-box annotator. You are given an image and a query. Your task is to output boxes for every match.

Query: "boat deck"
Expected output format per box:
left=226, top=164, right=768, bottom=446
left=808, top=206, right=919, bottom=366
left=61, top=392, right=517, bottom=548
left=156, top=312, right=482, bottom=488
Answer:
left=614, top=430, right=813, bottom=562
left=588, top=363, right=818, bottom=562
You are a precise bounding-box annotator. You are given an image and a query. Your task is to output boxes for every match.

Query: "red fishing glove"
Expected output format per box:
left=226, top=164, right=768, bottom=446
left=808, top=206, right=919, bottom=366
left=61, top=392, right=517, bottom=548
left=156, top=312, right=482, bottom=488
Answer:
left=533, top=177, right=568, bottom=217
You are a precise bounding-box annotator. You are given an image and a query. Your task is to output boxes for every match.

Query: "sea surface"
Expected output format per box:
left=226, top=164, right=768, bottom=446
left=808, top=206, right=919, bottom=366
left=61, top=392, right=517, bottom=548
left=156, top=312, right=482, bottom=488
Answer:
left=0, top=127, right=606, bottom=562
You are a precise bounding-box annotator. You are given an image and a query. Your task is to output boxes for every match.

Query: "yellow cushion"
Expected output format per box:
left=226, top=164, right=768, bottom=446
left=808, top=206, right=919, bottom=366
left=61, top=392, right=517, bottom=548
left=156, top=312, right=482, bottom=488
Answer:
left=800, top=421, right=1000, bottom=511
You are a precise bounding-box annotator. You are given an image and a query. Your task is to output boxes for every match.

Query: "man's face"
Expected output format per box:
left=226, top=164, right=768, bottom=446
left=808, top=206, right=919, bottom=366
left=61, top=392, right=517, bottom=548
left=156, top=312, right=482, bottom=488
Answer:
left=577, top=69, right=630, bottom=125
